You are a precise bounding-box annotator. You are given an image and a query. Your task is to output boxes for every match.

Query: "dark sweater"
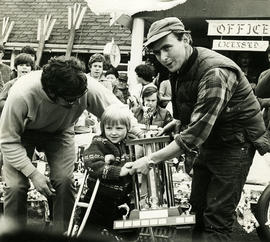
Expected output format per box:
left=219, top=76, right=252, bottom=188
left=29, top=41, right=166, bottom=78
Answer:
left=83, top=135, right=132, bottom=201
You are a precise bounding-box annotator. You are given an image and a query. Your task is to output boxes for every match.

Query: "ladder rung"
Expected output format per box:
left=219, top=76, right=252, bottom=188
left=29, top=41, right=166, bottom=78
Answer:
left=77, top=202, right=89, bottom=208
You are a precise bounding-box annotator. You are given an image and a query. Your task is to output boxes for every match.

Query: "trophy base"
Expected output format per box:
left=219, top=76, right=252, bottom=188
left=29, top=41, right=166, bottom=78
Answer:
left=113, top=206, right=195, bottom=229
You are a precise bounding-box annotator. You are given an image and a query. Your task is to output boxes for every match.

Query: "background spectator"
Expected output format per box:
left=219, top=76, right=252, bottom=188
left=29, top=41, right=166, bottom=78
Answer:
left=10, top=46, right=39, bottom=79
left=105, top=67, right=119, bottom=88
left=237, top=52, right=258, bottom=90
left=133, top=86, right=172, bottom=129
left=87, top=53, right=112, bottom=91
left=20, top=46, right=36, bottom=62
left=131, top=64, right=156, bottom=108
left=112, top=72, right=130, bottom=104
left=158, top=79, right=171, bottom=108
left=258, top=45, right=270, bottom=82
left=0, top=53, right=35, bottom=115
left=0, top=45, right=11, bottom=85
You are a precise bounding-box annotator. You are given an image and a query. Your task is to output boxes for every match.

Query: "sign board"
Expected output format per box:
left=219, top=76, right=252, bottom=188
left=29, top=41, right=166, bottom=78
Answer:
left=212, top=39, right=269, bottom=52
left=207, top=20, right=270, bottom=36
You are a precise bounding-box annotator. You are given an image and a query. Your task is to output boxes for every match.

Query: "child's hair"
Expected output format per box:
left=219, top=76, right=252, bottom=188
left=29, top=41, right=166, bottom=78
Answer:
left=100, top=104, right=131, bottom=136
left=20, top=46, right=36, bottom=60
left=135, top=64, right=154, bottom=83
left=142, top=86, right=159, bottom=106
left=142, top=85, right=158, bottom=99
left=105, top=67, right=119, bottom=79
left=14, top=53, right=35, bottom=70
left=88, top=53, right=106, bottom=68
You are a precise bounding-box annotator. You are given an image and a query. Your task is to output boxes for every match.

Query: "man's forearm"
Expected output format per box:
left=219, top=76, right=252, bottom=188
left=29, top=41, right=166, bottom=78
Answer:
left=159, top=95, right=171, bottom=102
left=149, top=140, right=183, bottom=164
left=0, top=142, right=37, bottom=177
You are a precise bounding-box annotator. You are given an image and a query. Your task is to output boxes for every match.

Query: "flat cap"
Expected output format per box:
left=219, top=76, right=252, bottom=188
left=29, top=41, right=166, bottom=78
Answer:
left=144, top=17, right=190, bottom=48
left=118, top=72, right=128, bottom=82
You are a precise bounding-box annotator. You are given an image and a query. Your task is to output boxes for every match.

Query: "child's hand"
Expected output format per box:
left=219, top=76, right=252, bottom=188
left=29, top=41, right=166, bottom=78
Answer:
left=120, top=162, right=134, bottom=176
left=104, top=154, right=115, bottom=164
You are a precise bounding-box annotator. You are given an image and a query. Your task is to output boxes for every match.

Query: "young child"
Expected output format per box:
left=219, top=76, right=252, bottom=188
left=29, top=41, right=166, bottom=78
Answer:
left=0, top=53, right=35, bottom=115
left=105, top=67, right=119, bottom=88
left=133, top=86, right=173, bottom=130
left=82, top=104, right=136, bottom=238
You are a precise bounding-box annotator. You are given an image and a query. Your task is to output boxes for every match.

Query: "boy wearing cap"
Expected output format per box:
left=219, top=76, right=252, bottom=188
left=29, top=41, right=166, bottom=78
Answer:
left=113, top=72, right=130, bottom=104
left=130, top=17, right=269, bottom=241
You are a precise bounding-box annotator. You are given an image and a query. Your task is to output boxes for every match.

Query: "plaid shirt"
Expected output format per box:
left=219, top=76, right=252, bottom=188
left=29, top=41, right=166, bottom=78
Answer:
left=175, top=67, right=239, bottom=152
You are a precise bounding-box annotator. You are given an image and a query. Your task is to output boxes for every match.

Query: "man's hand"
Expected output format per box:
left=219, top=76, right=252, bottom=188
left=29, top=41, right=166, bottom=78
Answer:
left=156, top=127, right=164, bottom=136
left=29, top=169, right=56, bottom=197
left=120, top=162, right=134, bottom=176
left=129, top=156, right=151, bottom=175
left=85, top=116, right=96, bottom=127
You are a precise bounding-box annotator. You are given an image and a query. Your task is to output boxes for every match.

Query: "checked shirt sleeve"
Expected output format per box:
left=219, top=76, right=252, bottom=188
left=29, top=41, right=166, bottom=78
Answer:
left=175, top=68, right=239, bottom=151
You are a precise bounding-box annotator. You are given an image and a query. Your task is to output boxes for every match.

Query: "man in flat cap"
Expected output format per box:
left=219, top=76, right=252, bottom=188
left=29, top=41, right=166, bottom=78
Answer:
left=130, top=17, right=269, bottom=241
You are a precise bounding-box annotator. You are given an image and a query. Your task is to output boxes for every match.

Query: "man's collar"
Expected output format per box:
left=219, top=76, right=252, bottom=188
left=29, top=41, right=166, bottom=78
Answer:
left=178, top=47, right=198, bottom=76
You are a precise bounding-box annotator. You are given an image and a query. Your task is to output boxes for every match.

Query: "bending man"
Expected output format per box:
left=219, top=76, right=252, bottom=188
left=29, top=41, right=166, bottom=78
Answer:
left=0, top=56, right=129, bottom=233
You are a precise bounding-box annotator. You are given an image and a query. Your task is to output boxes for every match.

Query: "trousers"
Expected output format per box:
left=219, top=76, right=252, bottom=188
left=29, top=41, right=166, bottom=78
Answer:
left=2, top=129, right=76, bottom=233
left=190, top=143, right=255, bottom=242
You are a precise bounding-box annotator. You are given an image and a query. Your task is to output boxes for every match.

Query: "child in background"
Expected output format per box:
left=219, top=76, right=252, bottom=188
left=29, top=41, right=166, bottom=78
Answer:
left=10, top=46, right=39, bottom=79
left=82, top=104, right=137, bottom=239
left=0, top=53, right=34, bottom=177
left=133, top=85, right=173, bottom=130
left=114, top=73, right=130, bottom=104
left=105, top=67, right=119, bottom=88
left=0, top=53, right=35, bottom=115
left=105, top=69, right=131, bottom=105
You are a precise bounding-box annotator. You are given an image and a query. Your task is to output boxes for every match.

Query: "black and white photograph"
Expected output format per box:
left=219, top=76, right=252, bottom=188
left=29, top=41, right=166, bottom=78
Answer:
left=0, top=0, right=270, bottom=241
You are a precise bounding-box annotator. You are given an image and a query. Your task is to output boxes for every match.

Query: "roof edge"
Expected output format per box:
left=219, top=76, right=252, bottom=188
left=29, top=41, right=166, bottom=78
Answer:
left=4, top=42, right=131, bottom=54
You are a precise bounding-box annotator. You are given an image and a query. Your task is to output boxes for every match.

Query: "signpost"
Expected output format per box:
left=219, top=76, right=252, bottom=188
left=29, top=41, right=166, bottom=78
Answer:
left=207, top=20, right=270, bottom=36
left=207, top=20, right=270, bottom=52
left=36, top=14, right=56, bottom=66
left=65, top=3, right=87, bottom=58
